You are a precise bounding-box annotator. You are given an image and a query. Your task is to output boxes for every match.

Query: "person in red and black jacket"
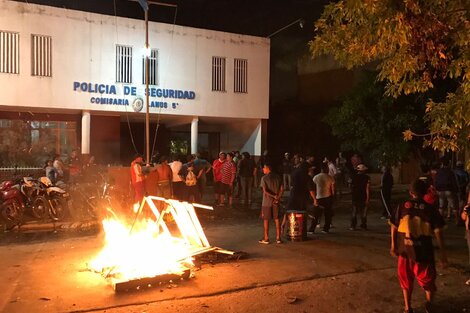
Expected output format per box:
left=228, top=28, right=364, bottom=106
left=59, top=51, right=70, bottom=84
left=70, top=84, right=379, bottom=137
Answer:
left=390, top=179, right=448, bottom=313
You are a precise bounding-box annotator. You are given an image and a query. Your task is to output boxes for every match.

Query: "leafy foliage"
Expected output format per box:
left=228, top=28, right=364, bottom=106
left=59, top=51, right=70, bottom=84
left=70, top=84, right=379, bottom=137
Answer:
left=324, top=72, right=419, bottom=165
left=310, top=0, right=470, bottom=153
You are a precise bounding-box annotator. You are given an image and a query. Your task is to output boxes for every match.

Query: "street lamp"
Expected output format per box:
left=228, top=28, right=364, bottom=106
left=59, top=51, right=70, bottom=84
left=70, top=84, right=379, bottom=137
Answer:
left=131, top=0, right=177, bottom=164
left=267, top=18, right=305, bottom=38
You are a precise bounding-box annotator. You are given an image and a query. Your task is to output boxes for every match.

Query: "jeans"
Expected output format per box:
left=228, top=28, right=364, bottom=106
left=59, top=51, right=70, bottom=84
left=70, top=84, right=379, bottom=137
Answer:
left=351, top=201, right=368, bottom=229
left=310, top=196, right=334, bottom=232
left=240, top=176, right=254, bottom=203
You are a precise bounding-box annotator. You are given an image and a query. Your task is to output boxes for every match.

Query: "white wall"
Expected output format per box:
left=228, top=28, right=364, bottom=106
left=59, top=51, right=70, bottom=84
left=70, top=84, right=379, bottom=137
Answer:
left=220, top=120, right=262, bottom=155
left=0, top=0, right=270, bottom=120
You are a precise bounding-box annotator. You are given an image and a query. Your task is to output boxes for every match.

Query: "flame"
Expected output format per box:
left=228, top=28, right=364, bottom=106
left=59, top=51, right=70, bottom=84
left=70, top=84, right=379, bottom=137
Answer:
left=132, top=202, right=139, bottom=214
left=89, top=197, right=212, bottom=283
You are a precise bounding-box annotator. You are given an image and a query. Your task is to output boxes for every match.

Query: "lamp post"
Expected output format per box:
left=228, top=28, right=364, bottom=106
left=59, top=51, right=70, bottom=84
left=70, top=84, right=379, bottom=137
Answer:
left=267, top=18, right=305, bottom=38
left=132, top=0, right=177, bottom=164
left=144, top=5, right=150, bottom=165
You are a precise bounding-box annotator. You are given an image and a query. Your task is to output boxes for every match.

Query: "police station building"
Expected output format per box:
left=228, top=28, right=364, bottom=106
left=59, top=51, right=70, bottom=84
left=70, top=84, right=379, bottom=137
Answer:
left=0, top=0, right=269, bottom=166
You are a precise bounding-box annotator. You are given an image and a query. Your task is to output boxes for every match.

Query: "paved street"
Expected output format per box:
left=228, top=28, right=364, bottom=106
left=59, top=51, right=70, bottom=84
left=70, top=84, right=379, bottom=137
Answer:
left=0, top=192, right=469, bottom=313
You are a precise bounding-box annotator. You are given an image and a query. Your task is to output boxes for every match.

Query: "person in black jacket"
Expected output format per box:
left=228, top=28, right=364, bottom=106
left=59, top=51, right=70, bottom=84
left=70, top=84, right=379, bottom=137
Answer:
left=435, top=158, right=458, bottom=220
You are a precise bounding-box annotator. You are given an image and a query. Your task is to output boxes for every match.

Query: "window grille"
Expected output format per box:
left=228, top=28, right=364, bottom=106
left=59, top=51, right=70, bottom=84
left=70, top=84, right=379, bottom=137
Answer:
left=0, top=31, right=19, bottom=74
left=31, top=34, right=52, bottom=77
left=211, top=56, right=226, bottom=92
left=142, top=49, right=158, bottom=85
left=234, top=58, right=248, bottom=93
left=116, top=45, right=133, bottom=83
left=0, top=120, right=12, bottom=128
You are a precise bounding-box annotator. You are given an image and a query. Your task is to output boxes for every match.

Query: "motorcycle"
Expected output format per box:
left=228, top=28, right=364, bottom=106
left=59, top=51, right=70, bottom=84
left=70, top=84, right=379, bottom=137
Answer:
left=0, top=180, right=24, bottom=230
left=37, top=177, right=70, bottom=221
left=17, top=177, right=49, bottom=219
left=69, top=172, right=113, bottom=219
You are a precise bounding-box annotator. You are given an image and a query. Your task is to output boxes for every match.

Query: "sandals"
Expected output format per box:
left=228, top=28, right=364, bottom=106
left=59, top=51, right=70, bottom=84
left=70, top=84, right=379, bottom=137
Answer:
left=258, top=238, right=283, bottom=244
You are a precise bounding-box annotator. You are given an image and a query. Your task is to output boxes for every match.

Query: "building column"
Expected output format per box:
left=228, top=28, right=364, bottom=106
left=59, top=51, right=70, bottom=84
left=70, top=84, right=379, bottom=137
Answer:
left=81, top=110, right=91, bottom=155
left=191, top=116, right=199, bottom=154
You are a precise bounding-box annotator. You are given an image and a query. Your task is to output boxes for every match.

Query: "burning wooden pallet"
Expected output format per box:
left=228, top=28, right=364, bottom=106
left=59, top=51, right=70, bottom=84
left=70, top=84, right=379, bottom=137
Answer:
left=89, top=196, right=238, bottom=292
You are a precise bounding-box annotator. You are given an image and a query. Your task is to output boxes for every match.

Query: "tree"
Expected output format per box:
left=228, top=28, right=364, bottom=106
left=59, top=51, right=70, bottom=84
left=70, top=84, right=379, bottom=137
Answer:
left=310, top=0, right=470, bottom=154
left=324, top=72, right=420, bottom=166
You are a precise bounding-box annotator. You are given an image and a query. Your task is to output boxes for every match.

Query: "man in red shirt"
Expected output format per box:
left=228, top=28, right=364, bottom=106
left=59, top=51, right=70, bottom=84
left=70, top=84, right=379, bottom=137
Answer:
left=130, top=154, right=145, bottom=204
left=220, top=153, right=237, bottom=207
left=212, top=152, right=226, bottom=206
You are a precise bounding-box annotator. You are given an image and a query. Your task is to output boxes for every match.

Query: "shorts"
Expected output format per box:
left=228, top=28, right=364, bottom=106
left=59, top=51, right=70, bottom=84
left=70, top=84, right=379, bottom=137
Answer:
left=221, top=183, right=232, bottom=196
left=261, top=204, right=280, bottom=220
left=397, top=256, right=436, bottom=292
left=214, top=181, right=225, bottom=194
left=437, top=190, right=456, bottom=210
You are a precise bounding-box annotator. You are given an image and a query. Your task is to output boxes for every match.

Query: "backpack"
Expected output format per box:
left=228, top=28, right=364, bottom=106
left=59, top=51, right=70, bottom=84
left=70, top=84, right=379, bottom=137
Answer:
left=185, top=169, right=197, bottom=186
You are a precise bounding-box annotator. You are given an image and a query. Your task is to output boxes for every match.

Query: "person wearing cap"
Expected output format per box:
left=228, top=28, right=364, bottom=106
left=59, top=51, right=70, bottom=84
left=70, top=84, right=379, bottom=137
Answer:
left=212, top=152, right=226, bottom=206
left=350, top=163, right=370, bottom=230
left=390, top=178, right=448, bottom=313
left=130, top=154, right=145, bottom=203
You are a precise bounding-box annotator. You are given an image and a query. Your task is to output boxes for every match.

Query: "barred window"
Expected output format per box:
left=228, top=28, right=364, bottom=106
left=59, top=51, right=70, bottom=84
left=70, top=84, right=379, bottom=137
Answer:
left=234, top=58, right=248, bottom=93
left=211, top=56, right=226, bottom=92
left=116, top=45, right=132, bottom=83
left=0, top=31, right=19, bottom=74
left=31, top=34, right=52, bottom=77
left=142, top=49, right=158, bottom=85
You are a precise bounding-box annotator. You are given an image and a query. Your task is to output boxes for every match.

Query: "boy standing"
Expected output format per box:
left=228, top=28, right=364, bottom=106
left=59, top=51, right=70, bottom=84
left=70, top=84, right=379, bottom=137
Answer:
left=350, top=164, right=370, bottom=230
left=390, top=179, right=448, bottom=313
left=259, top=164, right=284, bottom=244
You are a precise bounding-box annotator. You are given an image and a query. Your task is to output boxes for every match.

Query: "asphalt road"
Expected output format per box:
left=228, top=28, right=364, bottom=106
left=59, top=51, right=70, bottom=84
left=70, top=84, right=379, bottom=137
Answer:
left=0, top=194, right=469, bottom=313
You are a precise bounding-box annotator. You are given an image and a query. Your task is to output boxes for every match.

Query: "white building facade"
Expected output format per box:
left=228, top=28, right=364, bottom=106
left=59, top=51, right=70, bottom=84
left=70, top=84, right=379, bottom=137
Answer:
left=0, top=0, right=269, bottom=165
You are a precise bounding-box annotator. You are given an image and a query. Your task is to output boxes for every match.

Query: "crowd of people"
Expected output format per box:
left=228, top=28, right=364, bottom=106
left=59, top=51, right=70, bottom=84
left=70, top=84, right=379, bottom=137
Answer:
left=259, top=153, right=470, bottom=313
left=42, top=149, right=98, bottom=185
left=37, top=148, right=470, bottom=313
left=130, top=151, right=259, bottom=207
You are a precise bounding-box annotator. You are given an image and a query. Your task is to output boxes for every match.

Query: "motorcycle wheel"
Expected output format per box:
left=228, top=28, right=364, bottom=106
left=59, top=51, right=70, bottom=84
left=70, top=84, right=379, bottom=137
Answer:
left=1, top=200, right=22, bottom=224
left=86, top=196, right=99, bottom=219
left=31, top=196, right=48, bottom=219
left=49, top=196, right=67, bottom=221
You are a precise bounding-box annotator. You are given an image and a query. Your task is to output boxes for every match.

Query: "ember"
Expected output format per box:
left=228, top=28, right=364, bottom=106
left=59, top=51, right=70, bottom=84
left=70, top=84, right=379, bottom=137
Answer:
left=89, top=196, right=216, bottom=291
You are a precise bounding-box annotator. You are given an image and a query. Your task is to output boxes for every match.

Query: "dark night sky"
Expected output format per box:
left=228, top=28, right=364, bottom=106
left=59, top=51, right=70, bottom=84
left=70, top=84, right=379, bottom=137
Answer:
left=13, top=0, right=329, bottom=37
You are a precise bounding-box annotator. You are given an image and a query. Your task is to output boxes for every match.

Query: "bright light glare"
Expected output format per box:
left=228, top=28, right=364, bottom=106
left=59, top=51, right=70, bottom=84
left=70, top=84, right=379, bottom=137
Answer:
left=143, top=45, right=151, bottom=58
